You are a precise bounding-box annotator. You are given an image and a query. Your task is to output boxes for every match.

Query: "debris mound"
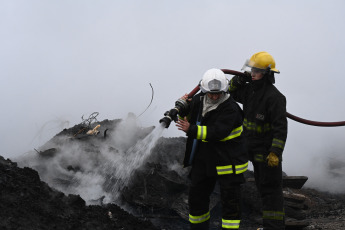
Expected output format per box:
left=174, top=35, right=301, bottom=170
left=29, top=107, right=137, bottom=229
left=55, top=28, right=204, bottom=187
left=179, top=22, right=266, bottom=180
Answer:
left=0, top=156, right=157, bottom=230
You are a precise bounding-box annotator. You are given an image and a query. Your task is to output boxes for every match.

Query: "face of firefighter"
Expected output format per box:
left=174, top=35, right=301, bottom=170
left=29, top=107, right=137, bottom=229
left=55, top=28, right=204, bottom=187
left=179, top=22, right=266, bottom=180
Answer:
left=207, top=92, right=222, bottom=101
left=251, top=68, right=264, bottom=81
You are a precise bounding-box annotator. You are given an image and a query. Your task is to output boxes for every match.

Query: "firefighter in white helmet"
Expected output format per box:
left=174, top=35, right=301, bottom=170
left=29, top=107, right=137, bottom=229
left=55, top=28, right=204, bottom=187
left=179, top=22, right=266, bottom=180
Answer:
left=176, top=68, right=248, bottom=230
left=229, top=52, right=287, bottom=230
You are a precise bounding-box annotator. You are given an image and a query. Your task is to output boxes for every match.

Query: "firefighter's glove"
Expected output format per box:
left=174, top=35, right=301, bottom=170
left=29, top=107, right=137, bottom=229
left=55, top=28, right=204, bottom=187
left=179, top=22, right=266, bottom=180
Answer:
left=233, top=73, right=251, bottom=86
left=266, top=152, right=279, bottom=167
left=243, top=71, right=251, bottom=82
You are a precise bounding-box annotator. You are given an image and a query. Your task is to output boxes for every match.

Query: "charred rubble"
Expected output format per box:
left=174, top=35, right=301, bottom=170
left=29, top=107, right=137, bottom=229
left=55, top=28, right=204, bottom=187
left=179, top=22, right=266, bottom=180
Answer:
left=0, top=156, right=157, bottom=230
left=2, top=116, right=345, bottom=229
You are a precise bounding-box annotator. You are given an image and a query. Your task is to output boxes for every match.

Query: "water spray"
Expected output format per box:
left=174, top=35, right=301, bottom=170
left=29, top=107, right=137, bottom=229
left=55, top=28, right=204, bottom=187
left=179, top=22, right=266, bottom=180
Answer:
left=107, top=122, right=166, bottom=199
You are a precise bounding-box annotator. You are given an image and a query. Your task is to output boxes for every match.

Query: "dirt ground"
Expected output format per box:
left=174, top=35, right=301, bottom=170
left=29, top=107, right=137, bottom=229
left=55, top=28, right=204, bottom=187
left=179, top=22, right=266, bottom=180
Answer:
left=298, top=188, right=345, bottom=230
left=2, top=154, right=345, bottom=230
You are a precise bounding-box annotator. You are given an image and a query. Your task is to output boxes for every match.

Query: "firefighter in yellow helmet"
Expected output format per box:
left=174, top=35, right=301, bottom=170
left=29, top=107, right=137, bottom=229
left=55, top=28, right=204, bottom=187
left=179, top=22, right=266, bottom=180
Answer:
left=229, top=52, right=287, bottom=230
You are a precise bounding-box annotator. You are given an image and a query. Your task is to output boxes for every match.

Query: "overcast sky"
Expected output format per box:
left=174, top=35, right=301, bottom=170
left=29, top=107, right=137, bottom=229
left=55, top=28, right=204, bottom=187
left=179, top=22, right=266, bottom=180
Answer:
left=1, top=0, right=345, bottom=191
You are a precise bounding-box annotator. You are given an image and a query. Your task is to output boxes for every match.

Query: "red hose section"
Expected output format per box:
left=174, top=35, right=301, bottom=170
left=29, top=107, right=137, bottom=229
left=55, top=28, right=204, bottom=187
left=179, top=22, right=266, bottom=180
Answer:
left=187, top=85, right=200, bottom=98
left=221, top=69, right=245, bottom=76
left=286, top=112, right=345, bottom=127
left=186, top=69, right=345, bottom=127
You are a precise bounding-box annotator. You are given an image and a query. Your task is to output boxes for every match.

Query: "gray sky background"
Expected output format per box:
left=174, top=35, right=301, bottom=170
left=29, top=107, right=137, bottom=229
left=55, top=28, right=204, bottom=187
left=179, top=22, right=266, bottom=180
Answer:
left=1, top=0, right=345, bottom=191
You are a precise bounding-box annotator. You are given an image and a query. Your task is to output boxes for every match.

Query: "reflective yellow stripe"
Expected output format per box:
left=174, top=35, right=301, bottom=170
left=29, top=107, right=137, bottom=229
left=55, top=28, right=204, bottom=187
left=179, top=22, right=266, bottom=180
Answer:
left=229, top=79, right=238, bottom=92
left=243, top=118, right=255, bottom=130
left=216, top=161, right=248, bottom=175
left=263, top=210, right=285, bottom=220
left=254, top=154, right=264, bottom=162
left=197, top=126, right=207, bottom=140
left=189, top=211, right=210, bottom=224
left=243, top=118, right=271, bottom=133
left=272, top=138, right=285, bottom=150
left=263, top=123, right=271, bottom=132
left=220, top=126, right=243, bottom=141
left=216, top=165, right=233, bottom=175
left=222, top=219, right=240, bottom=229
left=199, top=126, right=242, bottom=142
left=235, top=162, right=248, bottom=174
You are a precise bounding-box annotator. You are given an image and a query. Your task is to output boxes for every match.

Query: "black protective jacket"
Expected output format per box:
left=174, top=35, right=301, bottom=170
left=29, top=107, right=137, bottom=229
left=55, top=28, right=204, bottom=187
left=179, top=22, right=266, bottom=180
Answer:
left=229, top=76, right=288, bottom=159
left=180, top=93, right=247, bottom=177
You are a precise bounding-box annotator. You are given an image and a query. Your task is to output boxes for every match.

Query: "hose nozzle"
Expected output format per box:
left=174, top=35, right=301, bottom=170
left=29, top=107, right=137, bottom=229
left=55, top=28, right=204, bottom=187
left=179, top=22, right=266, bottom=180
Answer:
left=159, top=98, right=189, bottom=129
left=159, top=116, right=172, bottom=128
left=159, top=108, right=178, bottom=128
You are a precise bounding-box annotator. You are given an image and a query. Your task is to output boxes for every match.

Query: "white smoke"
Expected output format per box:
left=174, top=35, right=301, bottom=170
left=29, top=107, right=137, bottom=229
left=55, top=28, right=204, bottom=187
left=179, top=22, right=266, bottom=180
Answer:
left=13, top=112, right=345, bottom=206
left=304, top=151, right=345, bottom=193
left=284, top=128, right=345, bottom=194
left=15, top=115, right=167, bottom=204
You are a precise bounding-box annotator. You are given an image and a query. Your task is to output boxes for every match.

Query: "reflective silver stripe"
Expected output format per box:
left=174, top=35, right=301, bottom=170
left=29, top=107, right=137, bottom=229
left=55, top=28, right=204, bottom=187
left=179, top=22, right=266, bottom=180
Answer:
left=220, top=126, right=243, bottom=141
left=272, top=138, right=285, bottom=149
left=216, top=165, right=233, bottom=175
left=244, top=118, right=271, bottom=133
left=189, top=212, right=210, bottom=224
left=231, top=127, right=241, bottom=136
left=263, top=210, right=285, bottom=220
left=216, top=162, right=248, bottom=175
left=202, top=126, right=242, bottom=142
left=235, top=162, right=248, bottom=174
left=229, top=79, right=238, bottom=92
left=200, top=126, right=204, bottom=139
left=244, top=121, right=256, bottom=130
left=222, top=219, right=240, bottom=229
left=201, top=126, right=206, bottom=140
left=197, top=125, right=207, bottom=140
left=263, top=123, right=271, bottom=132
left=197, top=126, right=201, bottom=139
left=254, top=154, right=264, bottom=162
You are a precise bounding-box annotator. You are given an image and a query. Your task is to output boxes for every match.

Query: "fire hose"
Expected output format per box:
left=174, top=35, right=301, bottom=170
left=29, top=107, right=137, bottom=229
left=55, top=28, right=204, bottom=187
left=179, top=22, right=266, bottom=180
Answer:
left=160, top=69, right=345, bottom=128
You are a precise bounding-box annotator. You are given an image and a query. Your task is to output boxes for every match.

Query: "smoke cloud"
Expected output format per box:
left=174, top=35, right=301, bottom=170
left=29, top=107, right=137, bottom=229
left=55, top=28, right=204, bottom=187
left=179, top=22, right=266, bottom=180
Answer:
left=2, top=1, right=345, bottom=194
left=15, top=116, right=166, bottom=204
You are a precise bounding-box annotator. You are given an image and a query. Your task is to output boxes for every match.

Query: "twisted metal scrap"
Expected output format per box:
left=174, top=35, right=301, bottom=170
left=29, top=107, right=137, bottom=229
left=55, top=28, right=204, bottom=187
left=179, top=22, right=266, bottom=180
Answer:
left=81, top=112, right=99, bottom=128
left=73, top=112, right=100, bottom=137
left=138, top=83, right=154, bottom=118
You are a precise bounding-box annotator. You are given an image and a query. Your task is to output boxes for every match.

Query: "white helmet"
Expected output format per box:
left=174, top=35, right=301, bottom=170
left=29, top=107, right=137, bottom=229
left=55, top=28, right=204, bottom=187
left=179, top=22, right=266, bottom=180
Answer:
left=200, top=68, right=229, bottom=93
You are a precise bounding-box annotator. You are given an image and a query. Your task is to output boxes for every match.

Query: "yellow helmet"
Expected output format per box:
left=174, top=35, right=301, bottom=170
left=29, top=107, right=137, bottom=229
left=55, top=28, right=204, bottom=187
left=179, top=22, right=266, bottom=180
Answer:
left=242, top=51, right=280, bottom=74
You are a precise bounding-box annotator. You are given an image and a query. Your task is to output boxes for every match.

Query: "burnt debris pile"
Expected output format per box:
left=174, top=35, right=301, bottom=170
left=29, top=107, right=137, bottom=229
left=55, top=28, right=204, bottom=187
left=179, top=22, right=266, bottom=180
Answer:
left=243, top=175, right=310, bottom=229
left=0, top=156, right=157, bottom=230
left=2, top=116, right=345, bottom=229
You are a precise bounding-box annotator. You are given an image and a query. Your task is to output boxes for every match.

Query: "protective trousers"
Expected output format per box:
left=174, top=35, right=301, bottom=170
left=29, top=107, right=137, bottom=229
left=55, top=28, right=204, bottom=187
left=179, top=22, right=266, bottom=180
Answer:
left=252, top=153, right=285, bottom=230
left=188, top=172, right=243, bottom=230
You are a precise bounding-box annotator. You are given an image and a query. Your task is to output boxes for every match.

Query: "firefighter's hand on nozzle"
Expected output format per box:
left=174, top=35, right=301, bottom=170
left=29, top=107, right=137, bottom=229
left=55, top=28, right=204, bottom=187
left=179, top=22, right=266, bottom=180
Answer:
left=267, top=152, right=279, bottom=167
left=176, top=117, right=190, bottom=133
left=181, top=94, right=188, bottom=101
left=233, top=72, right=251, bottom=85
left=243, top=71, right=251, bottom=82
left=180, top=94, right=192, bottom=102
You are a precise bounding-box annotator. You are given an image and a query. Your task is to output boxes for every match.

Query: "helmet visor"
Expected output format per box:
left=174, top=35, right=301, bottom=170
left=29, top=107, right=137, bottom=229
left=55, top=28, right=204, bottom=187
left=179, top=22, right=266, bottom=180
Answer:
left=241, top=59, right=252, bottom=73
left=241, top=59, right=267, bottom=73
left=208, top=79, right=222, bottom=92
left=241, top=59, right=280, bottom=74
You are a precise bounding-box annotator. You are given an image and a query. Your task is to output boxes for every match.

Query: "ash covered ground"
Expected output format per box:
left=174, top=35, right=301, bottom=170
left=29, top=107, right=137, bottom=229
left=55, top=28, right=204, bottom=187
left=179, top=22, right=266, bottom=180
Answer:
left=0, top=156, right=157, bottom=230
left=1, top=116, right=345, bottom=229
